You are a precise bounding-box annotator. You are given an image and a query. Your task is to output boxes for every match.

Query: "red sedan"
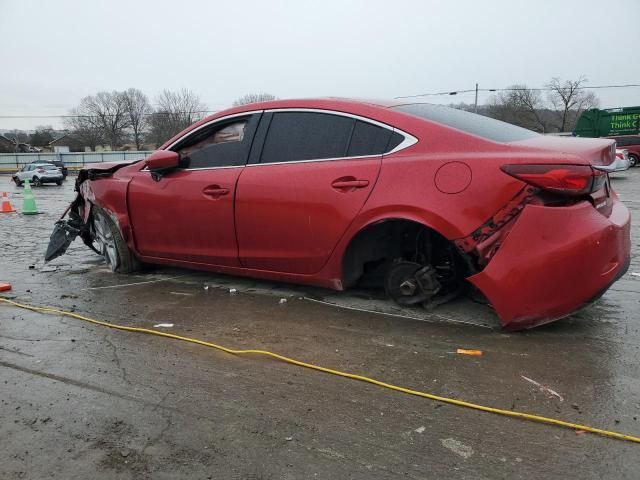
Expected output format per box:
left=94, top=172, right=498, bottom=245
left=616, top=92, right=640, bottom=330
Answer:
left=47, top=98, right=631, bottom=329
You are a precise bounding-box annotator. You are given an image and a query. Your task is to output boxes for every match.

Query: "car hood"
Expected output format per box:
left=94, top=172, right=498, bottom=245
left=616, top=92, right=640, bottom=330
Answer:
left=77, top=158, right=144, bottom=184
left=82, top=159, right=143, bottom=171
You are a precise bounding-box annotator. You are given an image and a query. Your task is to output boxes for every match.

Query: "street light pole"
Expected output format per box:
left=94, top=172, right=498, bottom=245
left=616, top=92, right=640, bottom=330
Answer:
left=474, top=83, right=479, bottom=113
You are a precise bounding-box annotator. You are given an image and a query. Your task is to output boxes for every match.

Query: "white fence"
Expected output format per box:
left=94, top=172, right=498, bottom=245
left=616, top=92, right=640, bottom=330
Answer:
left=0, top=151, right=154, bottom=171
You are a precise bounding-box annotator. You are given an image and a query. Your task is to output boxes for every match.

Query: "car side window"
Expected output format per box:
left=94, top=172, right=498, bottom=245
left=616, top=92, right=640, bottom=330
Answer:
left=260, top=112, right=354, bottom=164
left=347, top=120, right=394, bottom=156
left=175, top=120, right=249, bottom=169
left=258, top=112, right=406, bottom=164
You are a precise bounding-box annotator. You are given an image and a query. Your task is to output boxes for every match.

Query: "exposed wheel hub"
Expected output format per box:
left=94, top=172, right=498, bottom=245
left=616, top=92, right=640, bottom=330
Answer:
left=384, top=260, right=441, bottom=306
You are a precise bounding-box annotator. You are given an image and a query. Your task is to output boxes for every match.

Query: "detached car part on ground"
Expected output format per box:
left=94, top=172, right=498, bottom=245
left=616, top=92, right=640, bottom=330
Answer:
left=46, top=99, right=631, bottom=330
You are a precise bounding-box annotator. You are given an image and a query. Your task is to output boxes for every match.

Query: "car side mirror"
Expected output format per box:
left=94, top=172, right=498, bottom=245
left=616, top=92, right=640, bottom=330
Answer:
left=145, top=150, right=179, bottom=181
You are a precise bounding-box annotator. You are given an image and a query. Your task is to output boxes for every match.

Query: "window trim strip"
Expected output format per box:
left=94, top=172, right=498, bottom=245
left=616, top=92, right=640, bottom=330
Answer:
left=261, top=107, right=418, bottom=156
left=163, top=107, right=418, bottom=171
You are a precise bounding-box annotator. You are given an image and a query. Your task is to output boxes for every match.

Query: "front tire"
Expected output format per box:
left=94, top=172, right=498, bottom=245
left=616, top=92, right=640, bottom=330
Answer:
left=91, top=206, right=140, bottom=273
left=55, top=180, right=62, bottom=186
left=629, top=154, right=638, bottom=168
left=13, top=177, right=22, bottom=187
left=32, top=176, right=42, bottom=187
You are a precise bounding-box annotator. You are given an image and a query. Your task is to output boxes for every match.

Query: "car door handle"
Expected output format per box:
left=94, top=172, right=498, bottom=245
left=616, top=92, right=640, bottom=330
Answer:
left=331, top=179, right=370, bottom=190
left=202, top=186, right=230, bottom=198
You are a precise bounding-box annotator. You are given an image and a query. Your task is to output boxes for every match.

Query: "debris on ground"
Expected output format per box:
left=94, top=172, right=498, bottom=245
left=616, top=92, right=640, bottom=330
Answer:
left=440, top=438, right=474, bottom=459
left=229, top=288, right=238, bottom=294
left=415, top=426, right=426, bottom=433
left=0, top=282, right=12, bottom=292
left=521, top=375, right=564, bottom=402
left=456, top=348, right=483, bottom=356
left=153, top=323, right=174, bottom=328
left=279, top=298, right=287, bottom=304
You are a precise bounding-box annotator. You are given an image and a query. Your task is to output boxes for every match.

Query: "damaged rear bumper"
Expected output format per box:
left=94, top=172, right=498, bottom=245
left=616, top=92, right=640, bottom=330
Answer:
left=468, top=199, right=631, bottom=330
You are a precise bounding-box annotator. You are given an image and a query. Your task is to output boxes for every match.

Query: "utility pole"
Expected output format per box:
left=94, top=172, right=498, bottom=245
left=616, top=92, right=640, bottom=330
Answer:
left=474, top=83, right=479, bottom=113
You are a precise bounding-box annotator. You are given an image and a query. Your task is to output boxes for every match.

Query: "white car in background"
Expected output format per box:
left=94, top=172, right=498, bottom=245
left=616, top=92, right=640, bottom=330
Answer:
left=613, top=149, right=631, bottom=172
left=12, top=163, right=64, bottom=187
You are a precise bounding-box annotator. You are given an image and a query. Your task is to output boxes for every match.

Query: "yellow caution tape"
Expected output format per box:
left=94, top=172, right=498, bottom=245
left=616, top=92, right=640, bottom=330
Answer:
left=1, top=296, right=638, bottom=445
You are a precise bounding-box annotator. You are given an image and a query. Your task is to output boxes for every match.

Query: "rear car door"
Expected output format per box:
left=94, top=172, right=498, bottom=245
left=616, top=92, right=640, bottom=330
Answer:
left=235, top=110, right=401, bottom=274
left=18, top=164, right=34, bottom=181
left=128, top=113, right=261, bottom=266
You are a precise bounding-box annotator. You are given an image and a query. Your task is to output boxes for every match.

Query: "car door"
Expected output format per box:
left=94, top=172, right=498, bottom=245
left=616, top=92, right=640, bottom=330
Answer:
left=235, top=110, right=401, bottom=274
left=128, top=113, right=261, bottom=266
left=18, top=164, right=32, bottom=181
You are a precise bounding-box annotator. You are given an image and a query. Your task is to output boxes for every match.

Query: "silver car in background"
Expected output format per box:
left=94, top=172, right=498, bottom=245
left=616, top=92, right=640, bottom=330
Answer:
left=12, top=163, right=64, bottom=187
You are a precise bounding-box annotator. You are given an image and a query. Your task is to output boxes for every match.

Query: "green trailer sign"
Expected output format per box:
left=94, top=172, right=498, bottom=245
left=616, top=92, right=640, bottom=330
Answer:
left=575, top=106, right=640, bottom=138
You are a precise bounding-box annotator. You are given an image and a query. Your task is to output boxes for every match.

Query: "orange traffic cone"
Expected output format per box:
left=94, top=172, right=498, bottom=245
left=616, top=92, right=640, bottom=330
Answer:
left=1, top=192, right=15, bottom=213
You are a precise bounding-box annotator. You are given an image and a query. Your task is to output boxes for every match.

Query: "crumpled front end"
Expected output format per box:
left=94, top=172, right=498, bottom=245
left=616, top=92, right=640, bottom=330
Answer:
left=467, top=198, right=631, bottom=329
left=44, top=162, right=128, bottom=262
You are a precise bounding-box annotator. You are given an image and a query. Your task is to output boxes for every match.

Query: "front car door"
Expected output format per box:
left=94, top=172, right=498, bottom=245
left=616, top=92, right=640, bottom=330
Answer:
left=128, top=112, right=261, bottom=266
left=235, top=110, right=404, bottom=274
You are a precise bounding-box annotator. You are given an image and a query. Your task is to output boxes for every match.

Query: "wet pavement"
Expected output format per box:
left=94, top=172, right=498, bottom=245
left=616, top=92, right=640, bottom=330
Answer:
left=1, top=172, right=639, bottom=479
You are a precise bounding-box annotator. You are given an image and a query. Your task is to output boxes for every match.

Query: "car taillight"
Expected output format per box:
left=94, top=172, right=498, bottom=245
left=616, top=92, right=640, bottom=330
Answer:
left=500, top=164, right=606, bottom=196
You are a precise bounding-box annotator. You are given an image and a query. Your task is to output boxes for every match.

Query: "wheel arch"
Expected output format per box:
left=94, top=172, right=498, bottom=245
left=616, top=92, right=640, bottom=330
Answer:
left=338, top=210, right=466, bottom=289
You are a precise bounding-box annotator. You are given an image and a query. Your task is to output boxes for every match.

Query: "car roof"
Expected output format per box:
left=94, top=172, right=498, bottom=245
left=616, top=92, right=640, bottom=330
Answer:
left=230, top=97, right=406, bottom=111
left=160, top=97, right=411, bottom=149
left=208, top=97, right=410, bottom=121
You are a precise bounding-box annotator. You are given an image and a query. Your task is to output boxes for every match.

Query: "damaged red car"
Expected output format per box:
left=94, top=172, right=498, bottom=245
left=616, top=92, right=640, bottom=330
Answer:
left=46, top=98, right=631, bottom=329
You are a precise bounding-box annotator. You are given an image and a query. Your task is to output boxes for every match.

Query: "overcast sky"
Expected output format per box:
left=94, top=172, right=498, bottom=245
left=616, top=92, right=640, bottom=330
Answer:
left=1, top=0, right=639, bottom=130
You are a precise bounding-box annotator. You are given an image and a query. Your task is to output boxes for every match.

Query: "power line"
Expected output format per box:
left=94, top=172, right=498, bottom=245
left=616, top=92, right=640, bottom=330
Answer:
left=394, top=83, right=640, bottom=99
left=2, top=83, right=640, bottom=119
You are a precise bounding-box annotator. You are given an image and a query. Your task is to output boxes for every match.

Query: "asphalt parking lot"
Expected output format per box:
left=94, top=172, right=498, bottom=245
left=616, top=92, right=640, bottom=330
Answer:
left=1, top=172, right=640, bottom=479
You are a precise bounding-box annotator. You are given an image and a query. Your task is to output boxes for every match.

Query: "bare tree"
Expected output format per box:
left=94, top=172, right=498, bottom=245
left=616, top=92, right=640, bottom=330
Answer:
left=123, top=88, right=152, bottom=150
left=486, top=84, right=556, bottom=132
left=29, top=125, right=55, bottom=147
left=148, top=89, right=208, bottom=147
left=64, top=109, right=104, bottom=151
left=486, top=85, right=532, bottom=128
left=68, top=92, right=131, bottom=149
left=511, top=85, right=549, bottom=132
left=547, top=76, right=599, bottom=132
left=233, top=93, right=276, bottom=107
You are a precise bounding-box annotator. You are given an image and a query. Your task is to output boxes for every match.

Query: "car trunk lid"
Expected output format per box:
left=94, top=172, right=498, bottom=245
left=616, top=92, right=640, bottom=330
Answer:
left=508, top=135, right=616, bottom=166
left=504, top=136, right=616, bottom=218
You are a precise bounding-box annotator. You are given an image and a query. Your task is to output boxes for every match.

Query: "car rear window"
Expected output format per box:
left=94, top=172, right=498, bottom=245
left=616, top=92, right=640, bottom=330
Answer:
left=392, top=103, right=540, bottom=142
